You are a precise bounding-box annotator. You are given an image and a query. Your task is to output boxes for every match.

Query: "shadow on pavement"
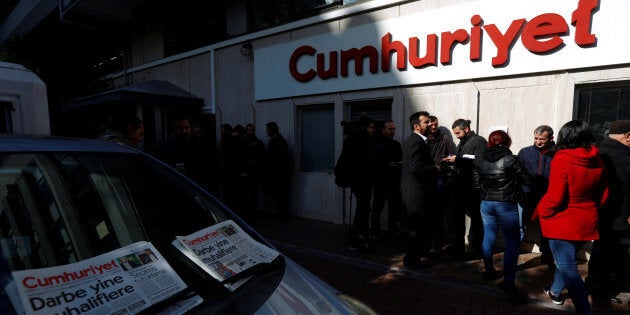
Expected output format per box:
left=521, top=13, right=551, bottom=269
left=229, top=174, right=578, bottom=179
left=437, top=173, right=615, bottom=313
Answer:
left=251, top=216, right=630, bottom=314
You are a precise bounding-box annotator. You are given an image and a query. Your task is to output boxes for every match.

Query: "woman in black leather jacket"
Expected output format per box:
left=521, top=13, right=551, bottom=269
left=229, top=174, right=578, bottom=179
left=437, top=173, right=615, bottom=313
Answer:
left=472, top=130, right=531, bottom=302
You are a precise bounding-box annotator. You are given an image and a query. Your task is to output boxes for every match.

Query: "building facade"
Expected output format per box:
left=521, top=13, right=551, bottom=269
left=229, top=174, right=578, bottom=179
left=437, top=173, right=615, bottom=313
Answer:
left=3, top=0, right=630, bottom=225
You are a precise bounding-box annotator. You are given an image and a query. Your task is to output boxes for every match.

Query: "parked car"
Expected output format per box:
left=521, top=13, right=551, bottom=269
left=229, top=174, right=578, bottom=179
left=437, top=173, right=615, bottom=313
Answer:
left=0, top=134, right=376, bottom=314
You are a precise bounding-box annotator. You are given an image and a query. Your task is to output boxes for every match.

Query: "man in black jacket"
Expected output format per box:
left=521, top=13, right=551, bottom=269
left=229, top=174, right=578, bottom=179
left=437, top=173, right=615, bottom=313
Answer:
left=371, top=121, right=403, bottom=240
left=427, top=115, right=456, bottom=251
left=265, top=122, right=290, bottom=221
left=442, top=118, right=487, bottom=258
left=400, top=111, right=440, bottom=268
left=342, top=117, right=375, bottom=253
left=586, top=119, right=630, bottom=304
left=159, top=113, right=212, bottom=190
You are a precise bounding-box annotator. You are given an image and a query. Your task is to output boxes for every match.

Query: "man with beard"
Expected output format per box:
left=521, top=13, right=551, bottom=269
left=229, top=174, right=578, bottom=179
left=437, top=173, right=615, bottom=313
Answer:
left=400, top=111, right=440, bottom=268
left=159, top=112, right=212, bottom=189
left=427, top=116, right=456, bottom=251
left=442, top=118, right=487, bottom=258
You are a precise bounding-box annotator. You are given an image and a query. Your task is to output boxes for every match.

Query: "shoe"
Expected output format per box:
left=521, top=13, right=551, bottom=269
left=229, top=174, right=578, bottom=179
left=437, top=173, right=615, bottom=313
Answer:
left=402, top=256, right=430, bottom=269
left=543, top=286, right=564, bottom=305
left=348, top=235, right=371, bottom=254
left=370, top=233, right=381, bottom=242
left=440, top=242, right=454, bottom=251
left=497, top=281, right=527, bottom=304
left=591, top=294, right=613, bottom=311
left=482, top=270, right=503, bottom=281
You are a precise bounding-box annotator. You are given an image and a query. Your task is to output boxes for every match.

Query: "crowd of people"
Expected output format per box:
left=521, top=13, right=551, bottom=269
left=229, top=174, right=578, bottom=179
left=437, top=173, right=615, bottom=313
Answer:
left=338, top=113, right=630, bottom=313
left=96, top=110, right=630, bottom=313
left=97, top=113, right=291, bottom=221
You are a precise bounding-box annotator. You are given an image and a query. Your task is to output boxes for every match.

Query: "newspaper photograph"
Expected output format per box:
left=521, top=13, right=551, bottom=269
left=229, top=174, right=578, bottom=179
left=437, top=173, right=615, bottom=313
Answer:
left=173, top=220, right=279, bottom=291
left=11, top=241, right=189, bottom=315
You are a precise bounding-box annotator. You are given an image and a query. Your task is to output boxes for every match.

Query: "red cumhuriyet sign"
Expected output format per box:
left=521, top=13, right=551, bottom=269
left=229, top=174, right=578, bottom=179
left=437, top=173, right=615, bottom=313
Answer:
left=289, top=0, right=598, bottom=82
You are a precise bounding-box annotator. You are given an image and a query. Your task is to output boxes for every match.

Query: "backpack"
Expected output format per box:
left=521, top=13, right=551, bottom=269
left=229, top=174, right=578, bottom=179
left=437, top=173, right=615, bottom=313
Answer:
left=333, top=153, right=351, bottom=188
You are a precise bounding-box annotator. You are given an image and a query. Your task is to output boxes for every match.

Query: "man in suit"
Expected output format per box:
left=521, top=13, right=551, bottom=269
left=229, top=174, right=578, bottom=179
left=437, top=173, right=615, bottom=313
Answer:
left=400, top=111, right=441, bottom=268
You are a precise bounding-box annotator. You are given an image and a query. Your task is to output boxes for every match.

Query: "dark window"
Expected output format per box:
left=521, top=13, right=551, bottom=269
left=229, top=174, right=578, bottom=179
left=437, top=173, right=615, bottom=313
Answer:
left=577, top=84, right=630, bottom=141
left=347, top=98, right=393, bottom=135
left=300, top=105, right=335, bottom=171
left=250, top=0, right=342, bottom=31
left=162, top=1, right=227, bottom=56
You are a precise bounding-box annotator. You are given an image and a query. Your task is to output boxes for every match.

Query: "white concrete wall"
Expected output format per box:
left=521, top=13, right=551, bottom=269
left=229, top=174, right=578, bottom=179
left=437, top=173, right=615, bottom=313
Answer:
left=215, top=45, right=255, bottom=127
left=122, top=0, right=630, bottom=225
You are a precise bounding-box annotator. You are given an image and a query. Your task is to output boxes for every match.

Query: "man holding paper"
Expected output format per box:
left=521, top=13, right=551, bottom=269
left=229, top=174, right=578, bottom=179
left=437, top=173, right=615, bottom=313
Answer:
left=442, top=118, right=488, bottom=258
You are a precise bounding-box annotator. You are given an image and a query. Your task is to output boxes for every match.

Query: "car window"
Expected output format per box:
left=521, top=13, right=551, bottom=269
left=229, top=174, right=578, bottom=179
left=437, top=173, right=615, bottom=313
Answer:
left=0, top=153, right=232, bottom=267
left=0, top=152, right=283, bottom=314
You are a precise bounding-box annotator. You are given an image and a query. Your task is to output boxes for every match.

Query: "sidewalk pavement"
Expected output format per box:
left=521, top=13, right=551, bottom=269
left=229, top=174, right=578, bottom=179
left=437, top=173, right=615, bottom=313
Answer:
left=250, top=216, right=630, bottom=314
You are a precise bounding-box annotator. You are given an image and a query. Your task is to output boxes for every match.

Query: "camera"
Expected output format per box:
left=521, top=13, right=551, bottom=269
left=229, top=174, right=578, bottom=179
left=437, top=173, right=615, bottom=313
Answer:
left=340, top=120, right=364, bottom=136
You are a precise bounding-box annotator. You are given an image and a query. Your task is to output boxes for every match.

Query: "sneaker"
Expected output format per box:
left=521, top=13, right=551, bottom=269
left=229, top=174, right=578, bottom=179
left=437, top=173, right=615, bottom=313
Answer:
left=482, top=269, right=503, bottom=281
left=543, top=286, right=564, bottom=305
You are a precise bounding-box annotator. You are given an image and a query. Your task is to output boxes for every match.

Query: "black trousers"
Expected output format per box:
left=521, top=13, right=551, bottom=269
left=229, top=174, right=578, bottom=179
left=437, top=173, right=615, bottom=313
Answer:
left=586, top=228, right=630, bottom=296
left=371, top=181, right=402, bottom=235
left=351, top=183, right=372, bottom=237
left=451, top=180, right=482, bottom=255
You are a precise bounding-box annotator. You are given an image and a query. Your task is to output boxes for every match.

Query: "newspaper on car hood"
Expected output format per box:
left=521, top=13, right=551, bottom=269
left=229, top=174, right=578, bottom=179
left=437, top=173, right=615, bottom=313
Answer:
left=9, top=241, right=195, bottom=315
left=8, top=220, right=279, bottom=314
left=172, top=220, right=279, bottom=292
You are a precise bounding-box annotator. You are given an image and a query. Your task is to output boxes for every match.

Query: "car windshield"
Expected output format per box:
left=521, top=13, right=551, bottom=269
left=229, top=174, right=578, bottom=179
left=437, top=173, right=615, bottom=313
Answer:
left=0, top=152, right=283, bottom=314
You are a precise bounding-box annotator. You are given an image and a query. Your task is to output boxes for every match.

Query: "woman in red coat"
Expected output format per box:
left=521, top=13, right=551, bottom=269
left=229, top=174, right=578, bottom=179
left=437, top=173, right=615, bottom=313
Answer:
left=535, top=120, right=608, bottom=314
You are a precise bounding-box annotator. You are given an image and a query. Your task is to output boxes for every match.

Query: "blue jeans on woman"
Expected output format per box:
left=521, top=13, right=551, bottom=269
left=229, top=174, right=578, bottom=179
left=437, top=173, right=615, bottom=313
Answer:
left=548, top=239, right=590, bottom=315
left=480, top=200, right=521, bottom=282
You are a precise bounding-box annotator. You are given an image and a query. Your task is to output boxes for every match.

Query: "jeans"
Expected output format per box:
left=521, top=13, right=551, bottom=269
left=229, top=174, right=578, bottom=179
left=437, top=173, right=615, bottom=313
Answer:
left=480, top=200, right=521, bottom=282
left=549, top=239, right=590, bottom=315
left=517, top=203, right=525, bottom=240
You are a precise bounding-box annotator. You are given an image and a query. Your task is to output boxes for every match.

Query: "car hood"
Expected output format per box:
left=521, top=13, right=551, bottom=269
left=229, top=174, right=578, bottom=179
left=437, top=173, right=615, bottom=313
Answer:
left=255, top=257, right=363, bottom=314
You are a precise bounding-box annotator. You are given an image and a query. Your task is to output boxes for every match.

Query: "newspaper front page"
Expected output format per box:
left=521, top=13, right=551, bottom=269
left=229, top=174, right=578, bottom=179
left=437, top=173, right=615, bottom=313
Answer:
left=11, top=241, right=194, bottom=315
left=173, top=220, right=279, bottom=291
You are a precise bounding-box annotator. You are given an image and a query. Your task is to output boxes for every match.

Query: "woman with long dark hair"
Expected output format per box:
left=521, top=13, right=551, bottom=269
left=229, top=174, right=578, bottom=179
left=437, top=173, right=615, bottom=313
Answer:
left=472, top=130, right=530, bottom=301
left=536, top=120, right=608, bottom=314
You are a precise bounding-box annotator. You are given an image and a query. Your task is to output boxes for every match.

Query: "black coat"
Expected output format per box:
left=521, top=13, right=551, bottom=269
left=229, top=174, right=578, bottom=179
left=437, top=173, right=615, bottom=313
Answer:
left=472, top=146, right=531, bottom=202
left=454, top=131, right=487, bottom=182
left=400, top=133, right=438, bottom=218
left=599, top=137, right=630, bottom=231
left=400, top=132, right=439, bottom=257
left=372, top=135, right=402, bottom=186
left=341, top=131, right=375, bottom=187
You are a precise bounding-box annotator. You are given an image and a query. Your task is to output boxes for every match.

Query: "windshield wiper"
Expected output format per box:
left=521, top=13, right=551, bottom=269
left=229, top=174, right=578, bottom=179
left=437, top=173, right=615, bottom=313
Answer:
left=220, top=256, right=285, bottom=285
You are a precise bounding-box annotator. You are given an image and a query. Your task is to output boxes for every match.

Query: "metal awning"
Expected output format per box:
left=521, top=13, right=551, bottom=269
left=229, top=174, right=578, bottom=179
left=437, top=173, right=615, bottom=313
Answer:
left=60, top=80, right=204, bottom=110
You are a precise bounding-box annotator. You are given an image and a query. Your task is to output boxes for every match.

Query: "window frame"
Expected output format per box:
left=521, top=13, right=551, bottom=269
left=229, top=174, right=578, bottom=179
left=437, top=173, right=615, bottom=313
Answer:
left=575, top=81, right=630, bottom=140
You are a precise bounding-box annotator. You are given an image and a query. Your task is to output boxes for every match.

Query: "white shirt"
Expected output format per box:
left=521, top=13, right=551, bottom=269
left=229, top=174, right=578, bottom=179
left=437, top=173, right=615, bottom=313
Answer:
left=414, top=131, right=428, bottom=143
